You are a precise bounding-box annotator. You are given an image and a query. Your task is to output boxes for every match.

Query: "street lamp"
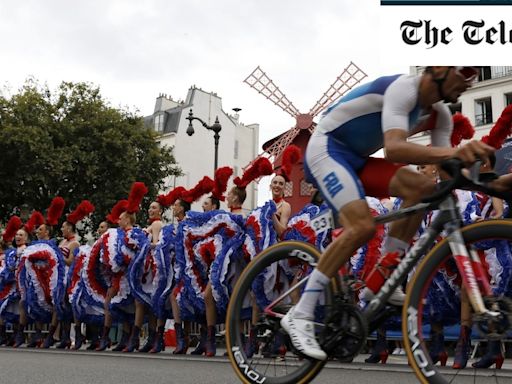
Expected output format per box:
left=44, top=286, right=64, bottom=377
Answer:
left=186, top=108, right=222, bottom=172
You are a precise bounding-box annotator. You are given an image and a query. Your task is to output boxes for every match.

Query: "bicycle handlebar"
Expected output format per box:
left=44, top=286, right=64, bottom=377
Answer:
left=421, top=156, right=512, bottom=204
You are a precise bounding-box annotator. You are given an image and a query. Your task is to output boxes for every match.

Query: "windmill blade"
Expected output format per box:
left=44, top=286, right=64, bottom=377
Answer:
left=244, top=66, right=300, bottom=118
left=243, top=126, right=301, bottom=175
left=263, top=126, right=301, bottom=161
left=308, top=62, right=368, bottom=118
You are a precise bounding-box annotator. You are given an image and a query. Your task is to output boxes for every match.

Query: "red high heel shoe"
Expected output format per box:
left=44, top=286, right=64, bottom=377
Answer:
left=365, top=350, right=389, bottom=364
left=56, top=338, right=71, bottom=349
left=472, top=341, right=504, bottom=369
left=429, top=331, right=448, bottom=366
left=172, top=323, right=189, bottom=354
left=365, top=331, right=388, bottom=364
left=452, top=326, right=471, bottom=370
left=205, top=326, right=216, bottom=357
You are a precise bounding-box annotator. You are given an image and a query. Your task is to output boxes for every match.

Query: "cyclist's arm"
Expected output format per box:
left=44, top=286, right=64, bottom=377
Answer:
left=382, top=77, right=456, bottom=164
left=384, top=129, right=455, bottom=165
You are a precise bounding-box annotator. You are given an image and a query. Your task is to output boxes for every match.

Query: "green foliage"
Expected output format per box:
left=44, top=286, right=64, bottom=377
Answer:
left=0, top=79, right=181, bottom=226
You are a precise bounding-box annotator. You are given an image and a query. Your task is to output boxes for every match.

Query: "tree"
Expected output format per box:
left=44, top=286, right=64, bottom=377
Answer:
left=0, top=78, right=181, bottom=226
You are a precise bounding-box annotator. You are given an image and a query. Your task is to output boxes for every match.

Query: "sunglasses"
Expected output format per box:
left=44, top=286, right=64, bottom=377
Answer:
left=454, top=66, right=479, bottom=82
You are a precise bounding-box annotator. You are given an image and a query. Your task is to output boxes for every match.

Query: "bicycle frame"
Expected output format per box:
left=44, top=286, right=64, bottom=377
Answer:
left=261, top=192, right=497, bottom=334
left=365, top=193, right=495, bottom=323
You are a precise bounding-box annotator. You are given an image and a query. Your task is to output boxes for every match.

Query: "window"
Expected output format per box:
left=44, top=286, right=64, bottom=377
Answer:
left=506, top=93, right=512, bottom=106
left=449, top=102, right=462, bottom=115
left=284, top=181, right=293, bottom=198
left=475, top=98, right=493, bottom=126
left=300, top=179, right=314, bottom=196
left=154, top=113, right=164, bottom=133
left=478, top=67, right=492, bottom=82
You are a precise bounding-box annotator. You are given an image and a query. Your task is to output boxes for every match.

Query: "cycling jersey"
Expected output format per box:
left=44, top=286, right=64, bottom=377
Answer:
left=305, top=73, right=453, bottom=213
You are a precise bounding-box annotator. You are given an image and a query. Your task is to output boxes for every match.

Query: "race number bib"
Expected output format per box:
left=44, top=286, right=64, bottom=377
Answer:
left=310, top=210, right=334, bottom=235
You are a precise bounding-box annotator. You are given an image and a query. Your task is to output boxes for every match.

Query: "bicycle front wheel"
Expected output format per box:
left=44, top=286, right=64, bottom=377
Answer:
left=225, top=241, right=336, bottom=384
left=404, top=220, right=512, bottom=384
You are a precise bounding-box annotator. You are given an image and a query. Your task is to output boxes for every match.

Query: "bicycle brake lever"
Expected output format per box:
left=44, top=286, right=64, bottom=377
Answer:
left=469, top=160, right=483, bottom=185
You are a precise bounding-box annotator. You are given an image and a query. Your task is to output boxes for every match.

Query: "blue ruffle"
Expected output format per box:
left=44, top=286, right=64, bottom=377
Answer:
left=152, top=224, right=175, bottom=319
left=0, top=248, right=20, bottom=322
left=209, top=230, right=245, bottom=320
left=243, top=200, right=278, bottom=260
left=22, top=240, right=66, bottom=323
left=177, top=211, right=246, bottom=322
left=128, top=242, right=152, bottom=307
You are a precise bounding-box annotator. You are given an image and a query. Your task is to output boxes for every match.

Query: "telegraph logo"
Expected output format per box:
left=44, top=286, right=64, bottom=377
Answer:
left=382, top=1, right=512, bottom=5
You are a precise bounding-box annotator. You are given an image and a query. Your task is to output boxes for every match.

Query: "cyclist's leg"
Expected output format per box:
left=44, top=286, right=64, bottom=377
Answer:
left=387, top=166, right=436, bottom=243
left=360, top=159, right=435, bottom=246
left=281, top=133, right=376, bottom=360
left=360, top=162, right=437, bottom=302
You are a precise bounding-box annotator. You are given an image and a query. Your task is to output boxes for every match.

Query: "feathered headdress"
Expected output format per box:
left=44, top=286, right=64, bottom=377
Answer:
left=278, top=145, right=302, bottom=181
left=106, top=182, right=148, bottom=224
left=126, top=182, right=148, bottom=214
left=481, top=105, right=512, bottom=149
left=46, top=197, right=66, bottom=226
left=181, top=176, right=215, bottom=204
left=233, top=157, right=273, bottom=189
left=67, top=200, right=95, bottom=225
left=157, top=186, right=187, bottom=208
left=450, top=112, right=475, bottom=147
left=211, top=166, right=233, bottom=201
left=2, top=215, right=23, bottom=243
left=24, top=211, right=45, bottom=234
left=106, top=200, right=128, bottom=224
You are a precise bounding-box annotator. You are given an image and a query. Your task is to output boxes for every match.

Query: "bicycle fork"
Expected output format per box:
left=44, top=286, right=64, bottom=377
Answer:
left=446, top=222, right=497, bottom=317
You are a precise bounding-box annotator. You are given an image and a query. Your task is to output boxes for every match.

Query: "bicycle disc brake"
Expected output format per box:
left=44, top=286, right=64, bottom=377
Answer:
left=473, top=296, right=512, bottom=340
left=320, top=302, right=367, bottom=362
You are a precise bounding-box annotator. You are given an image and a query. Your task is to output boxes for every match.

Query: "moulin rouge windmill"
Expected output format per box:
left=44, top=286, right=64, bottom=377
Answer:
left=244, top=62, right=367, bottom=213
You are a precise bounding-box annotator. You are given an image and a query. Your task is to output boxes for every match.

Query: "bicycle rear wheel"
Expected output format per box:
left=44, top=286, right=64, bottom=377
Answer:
left=404, top=220, right=512, bottom=384
left=225, top=241, right=335, bottom=384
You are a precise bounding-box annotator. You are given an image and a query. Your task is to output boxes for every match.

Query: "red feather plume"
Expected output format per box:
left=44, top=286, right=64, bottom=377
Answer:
left=24, top=211, right=45, bottom=234
left=2, top=215, right=23, bottom=243
left=157, top=186, right=187, bottom=208
left=67, top=200, right=95, bottom=225
left=450, top=112, right=475, bottom=147
left=181, top=176, right=215, bottom=204
left=481, top=105, right=512, bottom=149
left=212, top=166, right=233, bottom=201
left=234, top=157, right=273, bottom=189
left=280, top=145, right=302, bottom=181
left=46, top=197, right=66, bottom=226
left=126, top=182, right=149, bottom=214
left=106, top=200, right=128, bottom=224
left=156, top=194, right=171, bottom=208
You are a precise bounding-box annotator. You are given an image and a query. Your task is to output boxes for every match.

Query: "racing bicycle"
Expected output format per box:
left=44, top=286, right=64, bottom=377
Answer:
left=225, top=159, right=512, bottom=384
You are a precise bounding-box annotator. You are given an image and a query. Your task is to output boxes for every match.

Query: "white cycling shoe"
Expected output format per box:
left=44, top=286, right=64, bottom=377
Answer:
left=361, top=286, right=406, bottom=306
left=280, top=307, right=327, bottom=361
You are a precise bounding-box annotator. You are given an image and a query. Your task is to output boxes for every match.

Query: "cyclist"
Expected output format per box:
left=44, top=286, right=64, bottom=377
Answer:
left=281, top=66, right=502, bottom=360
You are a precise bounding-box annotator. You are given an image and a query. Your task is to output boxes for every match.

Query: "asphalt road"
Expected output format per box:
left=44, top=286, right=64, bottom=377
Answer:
left=0, top=348, right=511, bottom=384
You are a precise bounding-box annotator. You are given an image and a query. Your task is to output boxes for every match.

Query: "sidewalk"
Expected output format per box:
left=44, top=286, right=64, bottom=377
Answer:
left=151, top=345, right=512, bottom=374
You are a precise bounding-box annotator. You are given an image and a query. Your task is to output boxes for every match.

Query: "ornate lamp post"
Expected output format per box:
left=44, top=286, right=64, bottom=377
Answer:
left=186, top=109, right=222, bottom=172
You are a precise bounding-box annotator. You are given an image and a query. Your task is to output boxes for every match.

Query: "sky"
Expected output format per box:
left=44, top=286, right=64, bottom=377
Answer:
left=0, top=0, right=405, bottom=203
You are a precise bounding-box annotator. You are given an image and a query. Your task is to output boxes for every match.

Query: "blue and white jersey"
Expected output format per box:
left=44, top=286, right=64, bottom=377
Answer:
left=316, top=74, right=453, bottom=157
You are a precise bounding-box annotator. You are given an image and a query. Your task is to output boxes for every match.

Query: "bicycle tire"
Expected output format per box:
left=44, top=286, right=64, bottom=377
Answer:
left=226, top=241, right=335, bottom=384
left=404, top=219, right=512, bottom=384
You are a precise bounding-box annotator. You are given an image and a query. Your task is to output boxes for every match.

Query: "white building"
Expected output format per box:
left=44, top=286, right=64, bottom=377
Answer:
left=145, top=87, right=260, bottom=213
left=408, top=66, right=512, bottom=147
